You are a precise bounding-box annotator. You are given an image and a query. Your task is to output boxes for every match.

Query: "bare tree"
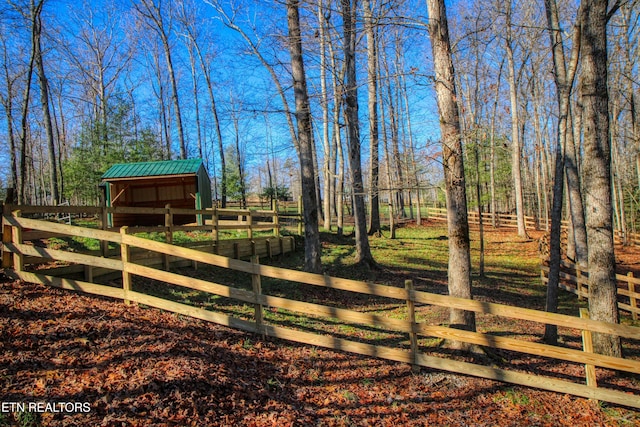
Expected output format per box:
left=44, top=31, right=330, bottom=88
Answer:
left=0, top=32, right=20, bottom=195
left=341, top=0, right=376, bottom=268
left=286, top=0, right=322, bottom=273
left=133, top=0, right=186, bottom=159
left=363, top=0, right=381, bottom=236
left=580, top=0, right=622, bottom=357
left=503, top=0, right=527, bottom=238
left=543, top=0, right=583, bottom=345
left=426, top=0, right=475, bottom=337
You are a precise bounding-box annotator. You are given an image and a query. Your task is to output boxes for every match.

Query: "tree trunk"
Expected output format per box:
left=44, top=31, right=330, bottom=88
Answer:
left=193, top=42, right=227, bottom=207
left=504, top=0, right=527, bottom=238
left=286, top=0, right=322, bottom=273
left=543, top=0, right=584, bottom=344
left=580, top=0, right=621, bottom=357
left=318, top=0, right=333, bottom=231
left=33, top=1, right=59, bottom=205
left=364, top=0, right=381, bottom=236
left=0, top=41, right=18, bottom=194
left=426, top=0, right=475, bottom=337
left=341, top=0, right=376, bottom=268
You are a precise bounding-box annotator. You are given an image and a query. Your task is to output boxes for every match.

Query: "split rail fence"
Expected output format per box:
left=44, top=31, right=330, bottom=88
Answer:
left=1, top=209, right=639, bottom=408
left=540, top=258, right=640, bottom=321
left=425, top=207, right=640, bottom=246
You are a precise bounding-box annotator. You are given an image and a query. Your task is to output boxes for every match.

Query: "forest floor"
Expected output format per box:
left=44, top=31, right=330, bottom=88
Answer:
left=1, top=221, right=640, bottom=426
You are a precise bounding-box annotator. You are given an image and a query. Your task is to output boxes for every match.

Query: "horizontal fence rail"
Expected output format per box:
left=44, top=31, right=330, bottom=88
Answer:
left=425, top=207, right=640, bottom=246
left=541, top=257, right=640, bottom=320
left=1, top=211, right=640, bottom=408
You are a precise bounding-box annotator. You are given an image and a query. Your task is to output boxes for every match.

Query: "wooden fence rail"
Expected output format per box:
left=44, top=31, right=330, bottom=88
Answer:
left=1, top=203, right=286, bottom=256
left=425, top=207, right=640, bottom=246
left=2, top=212, right=640, bottom=408
left=541, top=258, right=640, bottom=320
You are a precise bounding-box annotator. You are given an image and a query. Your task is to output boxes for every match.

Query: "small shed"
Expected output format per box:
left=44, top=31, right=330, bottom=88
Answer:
left=101, top=159, right=212, bottom=227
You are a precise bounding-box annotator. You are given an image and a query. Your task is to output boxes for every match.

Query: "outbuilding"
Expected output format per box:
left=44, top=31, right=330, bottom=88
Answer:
left=101, top=158, right=212, bottom=227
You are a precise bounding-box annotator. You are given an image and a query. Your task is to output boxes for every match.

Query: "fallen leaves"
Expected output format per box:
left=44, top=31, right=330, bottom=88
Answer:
left=1, top=279, right=639, bottom=426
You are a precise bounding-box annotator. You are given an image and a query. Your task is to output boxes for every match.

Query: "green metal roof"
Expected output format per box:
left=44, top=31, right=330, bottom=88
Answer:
left=102, top=159, right=204, bottom=179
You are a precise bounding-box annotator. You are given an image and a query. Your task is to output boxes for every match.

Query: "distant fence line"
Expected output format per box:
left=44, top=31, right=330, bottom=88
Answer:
left=425, top=207, right=640, bottom=246
left=540, top=257, right=640, bottom=321
left=1, top=209, right=639, bottom=409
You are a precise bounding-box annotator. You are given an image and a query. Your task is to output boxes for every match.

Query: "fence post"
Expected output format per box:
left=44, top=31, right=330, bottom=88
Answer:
left=580, top=308, right=597, bottom=389
left=121, top=226, right=132, bottom=305
left=576, top=267, right=584, bottom=301
left=266, top=239, right=273, bottom=259
left=100, top=205, right=109, bottom=257
left=11, top=210, right=23, bottom=272
left=251, top=255, right=264, bottom=338
left=247, top=211, right=253, bottom=240
left=273, top=210, right=280, bottom=238
left=629, top=272, right=638, bottom=321
left=2, top=208, right=12, bottom=269
left=405, top=279, right=418, bottom=371
left=297, top=196, right=303, bottom=236
left=212, top=207, right=219, bottom=253
left=164, top=204, right=172, bottom=270
left=271, top=199, right=280, bottom=238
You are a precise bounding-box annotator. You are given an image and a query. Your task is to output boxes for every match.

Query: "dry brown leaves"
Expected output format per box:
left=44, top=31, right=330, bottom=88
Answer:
left=1, top=276, right=639, bottom=426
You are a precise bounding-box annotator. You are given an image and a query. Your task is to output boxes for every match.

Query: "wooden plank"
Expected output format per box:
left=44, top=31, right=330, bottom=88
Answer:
left=629, top=272, right=638, bottom=321
left=121, top=233, right=255, bottom=273
left=411, top=289, right=640, bottom=340
left=2, top=216, right=12, bottom=268
left=3, top=204, right=101, bottom=215
left=415, top=324, right=640, bottom=374
left=259, top=294, right=409, bottom=332
left=580, top=309, right=598, bottom=388
left=125, top=262, right=255, bottom=303
left=413, top=352, right=639, bottom=409
left=406, top=280, right=418, bottom=368
left=263, top=323, right=413, bottom=364
left=5, top=215, right=121, bottom=244
left=216, top=208, right=252, bottom=216
left=11, top=212, right=23, bottom=271
left=256, top=265, right=409, bottom=301
left=127, top=290, right=258, bottom=333
left=6, top=270, right=125, bottom=300
left=107, top=206, right=167, bottom=215
left=12, top=243, right=123, bottom=271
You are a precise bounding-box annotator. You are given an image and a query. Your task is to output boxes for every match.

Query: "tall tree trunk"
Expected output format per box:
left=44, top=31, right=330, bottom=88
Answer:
left=581, top=0, right=621, bottom=357
left=341, top=0, right=376, bottom=268
left=33, top=0, right=59, bottom=205
left=19, top=11, right=37, bottom=204
left=489, top=60, right=503, bottom=228
left=364, top=0, right=381, bottom=236
left=0, top=41, right=18, bottom=194
left=504, top=0, right=527, bottom=237
left=193, top=42, right=226, bottom=207
left=134, top=0, right=186, bottom=158
left=426, top=0, right=475, bottom=338
left=187, top=43, right=203, bottom=160
left=318, top=0, right=333, bottom=231
left=286, top=0, right=322, bottom=273
left=543, top=0, right=583, bottom=344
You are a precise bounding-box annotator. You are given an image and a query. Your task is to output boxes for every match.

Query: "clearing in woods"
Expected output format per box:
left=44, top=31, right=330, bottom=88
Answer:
left=1, top=220, right=639, bottom=426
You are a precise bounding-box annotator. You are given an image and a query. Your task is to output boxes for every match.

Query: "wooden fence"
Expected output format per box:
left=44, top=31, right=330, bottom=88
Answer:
left=2, top=211, right=639, bottom=408
left=1, top=203, right=286, bottom=243
left=540, top=258, right=640, bottom=321
left=425, top=207, right=640, bottom=245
